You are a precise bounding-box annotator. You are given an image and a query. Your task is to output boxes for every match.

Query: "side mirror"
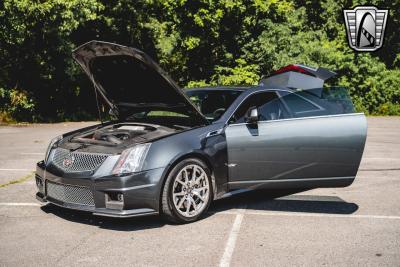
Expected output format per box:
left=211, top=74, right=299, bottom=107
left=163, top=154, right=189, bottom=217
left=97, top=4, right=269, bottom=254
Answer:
left=245, top=106, right=258, bottom=124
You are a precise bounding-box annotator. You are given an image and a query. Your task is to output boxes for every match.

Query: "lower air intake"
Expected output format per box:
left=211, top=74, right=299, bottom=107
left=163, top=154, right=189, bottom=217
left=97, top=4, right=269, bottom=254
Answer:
left=46, top=181, right=94, bottom=206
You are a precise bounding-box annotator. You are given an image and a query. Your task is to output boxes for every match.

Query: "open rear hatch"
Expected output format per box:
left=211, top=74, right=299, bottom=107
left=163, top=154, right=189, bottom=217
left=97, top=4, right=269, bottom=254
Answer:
left=72, top=41, right=207, bottom=125
left=259, top=64, right=336, bottom=90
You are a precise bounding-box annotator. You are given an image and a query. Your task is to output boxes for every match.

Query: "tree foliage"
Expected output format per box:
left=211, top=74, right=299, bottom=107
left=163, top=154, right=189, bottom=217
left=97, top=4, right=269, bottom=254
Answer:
left=0, top=0, right=399, bottom=122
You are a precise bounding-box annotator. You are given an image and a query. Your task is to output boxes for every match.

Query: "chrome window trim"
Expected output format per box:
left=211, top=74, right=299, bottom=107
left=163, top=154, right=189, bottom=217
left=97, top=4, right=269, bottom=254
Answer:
left=227, top=112, right=365, bottom=127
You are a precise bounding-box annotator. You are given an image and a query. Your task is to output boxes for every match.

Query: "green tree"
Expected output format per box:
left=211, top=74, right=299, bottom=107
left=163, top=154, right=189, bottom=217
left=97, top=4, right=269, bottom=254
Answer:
left=0, top=0, right=103, bottom=121
left=0, top=0, right=399, bottom=122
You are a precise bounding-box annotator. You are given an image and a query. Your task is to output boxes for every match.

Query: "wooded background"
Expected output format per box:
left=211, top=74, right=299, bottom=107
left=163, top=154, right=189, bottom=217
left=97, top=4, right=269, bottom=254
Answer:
left=0, top=0, right=399, bottom=122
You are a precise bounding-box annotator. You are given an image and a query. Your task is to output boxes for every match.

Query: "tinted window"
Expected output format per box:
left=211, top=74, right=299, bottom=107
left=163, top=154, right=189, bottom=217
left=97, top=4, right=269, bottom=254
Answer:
left=279, top=87, right=355, bottom=118
left=281, top=93, right=320, bottom=113
left=230, top=92, right=289, bottom=123
left=319, top=87, right=355, bottom=114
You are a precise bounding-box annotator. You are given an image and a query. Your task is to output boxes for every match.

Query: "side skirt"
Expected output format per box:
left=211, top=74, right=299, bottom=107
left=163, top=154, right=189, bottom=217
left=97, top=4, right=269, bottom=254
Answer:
left=228, top=176, right=355, bottom=191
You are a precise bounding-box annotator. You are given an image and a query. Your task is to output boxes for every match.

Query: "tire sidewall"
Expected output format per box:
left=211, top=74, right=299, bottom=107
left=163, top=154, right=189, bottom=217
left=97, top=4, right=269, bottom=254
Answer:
left=166, top=158, right=213, bottom=223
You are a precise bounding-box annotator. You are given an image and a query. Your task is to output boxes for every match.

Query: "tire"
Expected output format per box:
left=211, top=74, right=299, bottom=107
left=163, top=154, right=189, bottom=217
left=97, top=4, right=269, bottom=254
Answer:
left=161, top=158, right=213, bottom=223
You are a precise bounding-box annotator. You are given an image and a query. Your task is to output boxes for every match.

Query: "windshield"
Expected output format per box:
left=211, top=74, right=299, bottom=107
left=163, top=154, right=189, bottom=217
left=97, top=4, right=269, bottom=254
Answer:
left=185, top=89, right=244, bottom=121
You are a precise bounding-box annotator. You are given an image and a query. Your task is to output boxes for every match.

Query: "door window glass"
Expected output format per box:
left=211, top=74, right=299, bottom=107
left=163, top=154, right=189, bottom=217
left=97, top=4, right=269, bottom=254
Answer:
left=230, top=92, right=289, bottom=123
left=281, top=93, right=320, bottom=113
left=279, top=88, right=355, bottom=118
left=301, top=87, right=355, bottom=115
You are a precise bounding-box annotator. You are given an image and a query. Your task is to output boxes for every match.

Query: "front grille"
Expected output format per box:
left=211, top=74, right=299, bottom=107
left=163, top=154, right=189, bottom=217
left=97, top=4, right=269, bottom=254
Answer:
left=52, top=148, right=108, bottom=173
left=46, top=181, right=94, bottom=206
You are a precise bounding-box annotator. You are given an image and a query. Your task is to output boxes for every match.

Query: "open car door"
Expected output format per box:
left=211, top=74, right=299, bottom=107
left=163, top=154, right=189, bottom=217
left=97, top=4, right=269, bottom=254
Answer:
left=226, top=65, right=367, bottom=190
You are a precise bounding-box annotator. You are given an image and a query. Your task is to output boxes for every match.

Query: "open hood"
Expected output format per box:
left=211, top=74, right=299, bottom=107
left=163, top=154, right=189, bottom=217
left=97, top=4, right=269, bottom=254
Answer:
left=73, top=41, right=207, bottom=123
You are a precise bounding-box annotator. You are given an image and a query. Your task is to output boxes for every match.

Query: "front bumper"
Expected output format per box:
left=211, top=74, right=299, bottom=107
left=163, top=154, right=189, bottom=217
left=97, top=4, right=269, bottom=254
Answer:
left=35, top=161, right=165, bottom=218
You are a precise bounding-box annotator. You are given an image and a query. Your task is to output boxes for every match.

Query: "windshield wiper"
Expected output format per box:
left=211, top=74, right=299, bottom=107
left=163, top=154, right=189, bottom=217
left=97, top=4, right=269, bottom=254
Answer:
left=117, top=102, right=186, bottom=108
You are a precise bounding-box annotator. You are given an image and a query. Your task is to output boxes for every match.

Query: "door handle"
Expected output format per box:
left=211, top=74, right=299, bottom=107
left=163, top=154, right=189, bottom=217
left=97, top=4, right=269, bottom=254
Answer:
left=206, top=129, right=223, bottom=137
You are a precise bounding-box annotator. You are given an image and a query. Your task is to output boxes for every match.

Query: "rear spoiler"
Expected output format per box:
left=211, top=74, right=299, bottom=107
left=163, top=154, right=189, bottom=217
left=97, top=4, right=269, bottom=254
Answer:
left=259, top=64, right=336, bottom=90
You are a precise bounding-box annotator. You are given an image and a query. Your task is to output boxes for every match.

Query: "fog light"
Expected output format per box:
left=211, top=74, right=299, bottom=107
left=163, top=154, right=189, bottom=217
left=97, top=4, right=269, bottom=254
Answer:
left=105, top=192, right=124, bottom=210
left=35, top=175, right=44, bottom=193
left=35, top=178, right=42, bottom=187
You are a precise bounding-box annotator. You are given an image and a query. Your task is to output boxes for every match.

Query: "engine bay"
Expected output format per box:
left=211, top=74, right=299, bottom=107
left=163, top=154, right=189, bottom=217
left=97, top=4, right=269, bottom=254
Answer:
left=91, top=125, right=152, bottom=144
left=71, top=123, right=177, bottom=146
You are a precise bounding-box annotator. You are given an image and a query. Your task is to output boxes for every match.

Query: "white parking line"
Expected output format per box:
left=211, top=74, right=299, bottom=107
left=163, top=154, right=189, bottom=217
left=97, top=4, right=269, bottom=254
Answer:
left=363, top=157, right=400, bottom=160
left=214, top=210, right=400, bottom=220
left=1, top=203, right=399, bottom=221
left=0, top=169, right=34, bottom=171
left=0, top=203, right=41, bottom=206
left=219, top=205, right=246, bottom=267
left=359, top=168, right=400, bottom=172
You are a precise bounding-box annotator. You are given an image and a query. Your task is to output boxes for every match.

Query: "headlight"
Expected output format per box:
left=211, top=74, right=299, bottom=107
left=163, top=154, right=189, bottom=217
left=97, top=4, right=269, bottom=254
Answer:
left=112, top=143, right=151, bottom=175
left=45, top=135, right=62, bottom=164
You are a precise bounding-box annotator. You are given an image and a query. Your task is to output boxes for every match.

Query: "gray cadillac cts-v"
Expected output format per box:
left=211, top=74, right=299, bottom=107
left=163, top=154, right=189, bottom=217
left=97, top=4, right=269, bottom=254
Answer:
left=35, top=41, right=367, bottom=223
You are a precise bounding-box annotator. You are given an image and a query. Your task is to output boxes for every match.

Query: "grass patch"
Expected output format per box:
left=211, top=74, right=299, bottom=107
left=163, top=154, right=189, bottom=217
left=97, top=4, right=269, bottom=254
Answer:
left=0, top=172, right=34, bottom=188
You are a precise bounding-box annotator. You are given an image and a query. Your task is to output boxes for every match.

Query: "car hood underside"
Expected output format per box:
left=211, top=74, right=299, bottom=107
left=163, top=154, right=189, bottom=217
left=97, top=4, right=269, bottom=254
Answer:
left=72, top=41, right=207, bottom=125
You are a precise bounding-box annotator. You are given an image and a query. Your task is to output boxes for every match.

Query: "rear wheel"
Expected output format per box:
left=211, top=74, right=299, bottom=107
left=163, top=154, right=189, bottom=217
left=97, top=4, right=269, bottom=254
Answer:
left=161, top=158, right=212, bottom=223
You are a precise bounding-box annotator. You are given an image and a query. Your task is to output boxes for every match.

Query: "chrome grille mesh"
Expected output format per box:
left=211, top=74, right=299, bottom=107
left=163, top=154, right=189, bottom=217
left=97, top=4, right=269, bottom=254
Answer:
left=46, top=181, right=94, bottom=206
left=52, top=148, right=108, bottom=173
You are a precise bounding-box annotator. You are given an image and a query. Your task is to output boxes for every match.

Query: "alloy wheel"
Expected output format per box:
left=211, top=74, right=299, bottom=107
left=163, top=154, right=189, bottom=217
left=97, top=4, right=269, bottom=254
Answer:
left=172, top=164, right=210, bottom=218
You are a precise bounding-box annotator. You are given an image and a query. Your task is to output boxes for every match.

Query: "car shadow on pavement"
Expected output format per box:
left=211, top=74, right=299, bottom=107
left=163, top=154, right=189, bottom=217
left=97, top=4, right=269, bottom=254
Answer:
left=40, top=188, right=358, bottom=231
left=210, top=189, right=359, bottom=215
left=40, top=205, right=166, bottom=231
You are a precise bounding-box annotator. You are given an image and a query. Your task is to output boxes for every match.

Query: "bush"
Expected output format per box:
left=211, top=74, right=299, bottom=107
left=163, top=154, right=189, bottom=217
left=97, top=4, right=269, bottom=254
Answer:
left=0, top=88, right=35, bottom=122
left=375, top=103, right=400, bottom=116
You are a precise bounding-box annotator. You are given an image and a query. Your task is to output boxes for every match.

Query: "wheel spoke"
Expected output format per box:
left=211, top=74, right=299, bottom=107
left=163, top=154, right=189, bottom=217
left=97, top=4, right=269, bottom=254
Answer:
left=192, top=190, right=205, bottom=202
left=176, top=179, right=186, bottom=187
left=186, top=198, right=191, bottom=215
left=194, top=173, right=205, bottom=184
left=196, top=186, right=207, bottom=192
left=177, top=197, right=186, bottom=209
left=173, top=192, right=185, bottom=197
left=182, top=169, right=189, bottom=183
left=192, top=166, right=197, bottom=180
left=191, top=197, right=198, bottom=210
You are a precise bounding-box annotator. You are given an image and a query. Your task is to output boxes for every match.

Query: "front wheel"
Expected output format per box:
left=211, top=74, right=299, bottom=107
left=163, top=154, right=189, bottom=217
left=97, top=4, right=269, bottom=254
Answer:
left=161, top=158, right=212, bottom=223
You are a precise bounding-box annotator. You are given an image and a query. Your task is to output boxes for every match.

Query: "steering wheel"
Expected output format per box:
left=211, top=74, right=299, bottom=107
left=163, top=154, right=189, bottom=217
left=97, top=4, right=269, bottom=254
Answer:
left=213, top=108, right=226, bottom=118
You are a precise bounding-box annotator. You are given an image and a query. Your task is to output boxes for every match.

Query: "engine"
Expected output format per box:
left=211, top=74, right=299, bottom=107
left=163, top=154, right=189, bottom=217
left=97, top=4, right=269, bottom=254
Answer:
left=92, top=127, right=148, bottom=144
left=72, top=123, right=175, bottom=146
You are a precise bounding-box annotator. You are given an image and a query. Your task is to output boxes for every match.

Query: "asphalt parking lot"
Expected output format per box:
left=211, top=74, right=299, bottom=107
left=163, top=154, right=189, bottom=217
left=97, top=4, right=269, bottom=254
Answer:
left=0, top=117, right=399, bottom=266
